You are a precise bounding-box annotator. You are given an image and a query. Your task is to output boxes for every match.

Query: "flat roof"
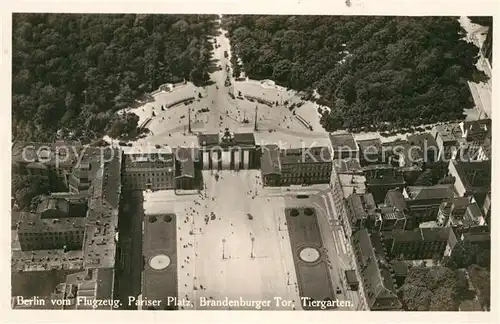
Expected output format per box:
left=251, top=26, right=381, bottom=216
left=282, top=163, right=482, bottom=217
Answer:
left=16, top=212, right=86, bottom=234
left=329, top=133, right=358, bottom=151
left=82, top=149, right=121, bottom=269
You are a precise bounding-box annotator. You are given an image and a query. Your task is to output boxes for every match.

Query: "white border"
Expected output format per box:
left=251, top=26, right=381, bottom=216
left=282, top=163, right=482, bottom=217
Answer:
left=1, top=1, right=498, bottom=323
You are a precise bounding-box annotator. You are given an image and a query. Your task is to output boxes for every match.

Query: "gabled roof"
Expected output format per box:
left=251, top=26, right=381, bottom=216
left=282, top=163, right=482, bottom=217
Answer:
left=352, top=229, right=401, bottom=310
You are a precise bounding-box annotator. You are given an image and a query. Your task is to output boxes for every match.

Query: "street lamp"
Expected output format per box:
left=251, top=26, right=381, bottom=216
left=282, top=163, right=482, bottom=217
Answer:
left=222, top=238, right=226, bottom=260
left=250, top=237, right=255, bottom=259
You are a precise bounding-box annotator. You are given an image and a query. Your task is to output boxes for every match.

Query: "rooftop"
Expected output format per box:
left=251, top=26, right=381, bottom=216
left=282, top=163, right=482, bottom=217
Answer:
left=12, top=249, right=84, bottom=272
left=198, top=130, right=256, bottom=148
left=261, top=145, right=281, bottom=176
left=347, top=193, right=376, bottom=223
left=364, top=166, right=405, bottom=186
left=405, top=185, right=455, bottom=201
left=82, top=149, right=121, bottom=269
left=352, top=229, right=401, bottom=310
left=15, top=212, right=86, bottom=234
left=61, top=268, right=115, bottom=309
left=174, top=147, right=195, bottom=178
left=280, top=146, right=332, bottom=164
left=451, top=160, right=491, bottom=191
left=124, top=152, right=174, bottom=170
left=357, top=138, right=382, bottom=152
left=385, top=189, right=407, bottom=211
left=329, top=133, right=358, bottom=152
left=433, top=123, right=462, bottom=143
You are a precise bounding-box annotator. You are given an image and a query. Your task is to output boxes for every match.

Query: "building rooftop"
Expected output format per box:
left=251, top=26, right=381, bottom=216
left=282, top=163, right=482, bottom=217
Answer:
left=333, top=158, right=363, bottom=173
left=390, top=261, right=408, bottom=277
left=174, top=147, right=195, bottom=178
left=198, top=130, right=256, bottom=148
left=405, top=185, right=455, bottom=201
left=382, top=227, right=450, bottom=244
left=451, top=160, right=491, bottom=192
left=261, top=145, right=281, bottom=176
left=385, top=189, right=407, bottom=211
left=433, top=123, right=462, bottom=143
left=11, top=249, right=84, bottom=272
left=357, top=138, right=382, bottom=153
left=364, top=166, right=405, bottom=186
left=280, top=146, right=332, bottom=164
left=352, top=229, right=401, bottom=310
left=82, top=149, right=121, bottom=269
left=61, top=268, right=115, bottom=309
left=15, top=212, right=86, bottom=234
left=124, top=152, right=174, bottom=170
left=347, top=193, right=376, bottom=223
left=329, top=133, right=358, bottom=152
left=462, top=232, right=490, bottom=244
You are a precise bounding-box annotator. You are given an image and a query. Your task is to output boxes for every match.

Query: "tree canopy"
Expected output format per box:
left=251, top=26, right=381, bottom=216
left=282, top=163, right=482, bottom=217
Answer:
left=398, top=265, right=469, bottom=311
left=12, top=14, right=217, bottom=142
left=223, top=16, right=486, bottom=131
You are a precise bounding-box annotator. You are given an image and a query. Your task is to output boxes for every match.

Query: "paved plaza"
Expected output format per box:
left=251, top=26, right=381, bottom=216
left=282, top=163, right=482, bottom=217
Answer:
left=142, top=170, right=301, bottom=310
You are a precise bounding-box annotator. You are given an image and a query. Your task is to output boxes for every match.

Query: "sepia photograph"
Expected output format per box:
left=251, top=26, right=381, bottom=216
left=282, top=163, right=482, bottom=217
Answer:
left=7, top=8, right=493, bottom=315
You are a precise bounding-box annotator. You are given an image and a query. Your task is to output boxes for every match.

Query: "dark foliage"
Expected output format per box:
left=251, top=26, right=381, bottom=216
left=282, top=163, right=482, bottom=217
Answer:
left=467, top=265, right=490, bottom=310
left=399, top=265, right=469, bottom=311
left=12, top=174, right=51, bottom=211
left=223, top=15, right=486, bottom=131
left=12, top=14, right=217, bottom=142
left=444, top=241, right=490, bottom=269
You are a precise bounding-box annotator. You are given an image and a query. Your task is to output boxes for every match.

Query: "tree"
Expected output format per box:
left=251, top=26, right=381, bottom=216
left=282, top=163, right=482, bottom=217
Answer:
left=414, top=169, right=433, bottom=186
left=223, top=15, right=486, bottom=132
left=12, top=14, right=218, bottom=142
left=399, top=265, right=470, bottom=311
left=447, top=241, right=490, bottom=269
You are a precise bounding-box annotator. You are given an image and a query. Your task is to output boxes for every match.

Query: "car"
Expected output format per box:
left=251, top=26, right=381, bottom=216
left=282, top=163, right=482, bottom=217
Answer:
left=296, top=194, right=309, bottom=199
left=118, top=141, right=127, bottom=146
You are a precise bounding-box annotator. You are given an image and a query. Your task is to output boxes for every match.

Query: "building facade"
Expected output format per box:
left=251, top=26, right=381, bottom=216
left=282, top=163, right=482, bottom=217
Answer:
left=15, top=212, right=86, bottom=251
left=199, top=129, right=258, bottom=170
left=122, top=151, right=175, bottom=191
left=261, top=145, right=332, bottom=186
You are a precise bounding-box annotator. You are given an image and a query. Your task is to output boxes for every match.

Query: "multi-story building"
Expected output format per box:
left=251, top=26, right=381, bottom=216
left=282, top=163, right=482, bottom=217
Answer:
left=122, top=149, right=175, bottom=191
left=329, top=133, right=359, bottom=160
left=174, top=147, right=196, bottom=190
left=12, top=141, right=82, bottom=185
left=15, top=212, right=86, bottom=251
left=357, top=138, right=383, bottom=166
left=345, top=192, right=377, bottom=235
left=431, top=120, right=491, bottom=162
left=364, top=165, right=405, bottom=204
left=351, top=229, right=402, bottom=311
left=447, top=160, right=491, bottom=202
left=402, top=184, right=456, bottom=222
left=380, top=227, right=451, bottom=260
left=36, top=195, right=88, bottom=219
left=261, top=145, right=332, bottom=186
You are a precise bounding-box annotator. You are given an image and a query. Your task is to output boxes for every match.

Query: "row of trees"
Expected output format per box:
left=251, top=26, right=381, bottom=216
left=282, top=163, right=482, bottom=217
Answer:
left=223, top=15, right=486, bottom=131
left=12, top=14, right=218, bottom=142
